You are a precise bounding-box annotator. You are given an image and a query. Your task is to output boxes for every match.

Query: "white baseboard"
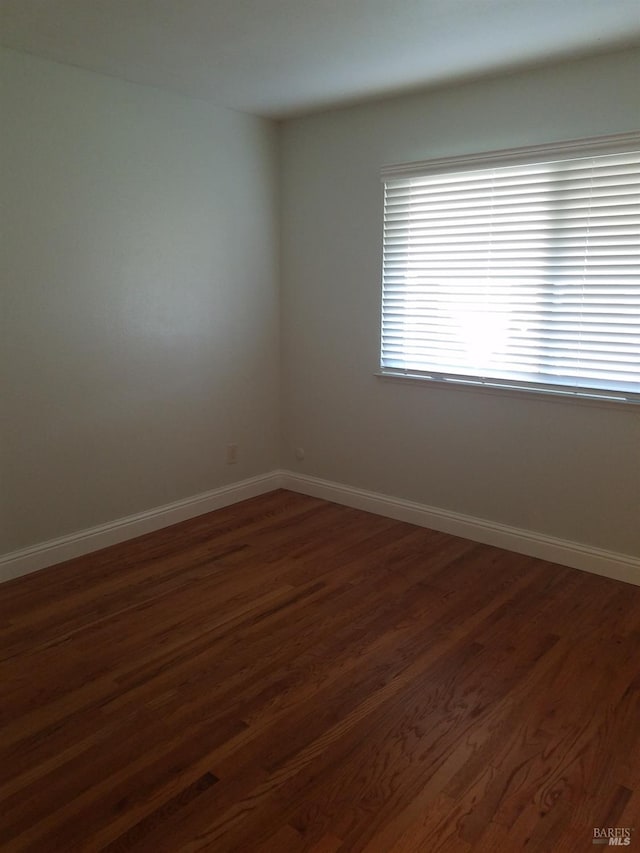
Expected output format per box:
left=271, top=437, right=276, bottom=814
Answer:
left=0, top=472, right=284, bottom=584
left=280, top=471, right=640, bottom=587
left=3, top=468, right=638, bottom=589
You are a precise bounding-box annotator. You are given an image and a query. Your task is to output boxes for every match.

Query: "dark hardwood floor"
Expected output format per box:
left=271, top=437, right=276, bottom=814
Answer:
left=1, top=489, right=639, bottom=851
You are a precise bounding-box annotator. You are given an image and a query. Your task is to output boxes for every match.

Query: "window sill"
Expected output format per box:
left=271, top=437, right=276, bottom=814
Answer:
left=374, top=371, right=640, bottom=411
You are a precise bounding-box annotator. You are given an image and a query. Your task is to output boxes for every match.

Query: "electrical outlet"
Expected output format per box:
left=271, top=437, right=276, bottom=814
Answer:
left=295, top=447, right=305, bottom=461
left=226, top=443, right=238, bottom=464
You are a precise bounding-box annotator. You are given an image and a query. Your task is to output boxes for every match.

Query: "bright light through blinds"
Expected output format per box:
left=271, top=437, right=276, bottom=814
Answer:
left=381, top=135, right=640, bottom=402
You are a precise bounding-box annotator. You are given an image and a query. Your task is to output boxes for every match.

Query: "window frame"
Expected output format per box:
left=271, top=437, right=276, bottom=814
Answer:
left=378, top=131, right=640, bottom=407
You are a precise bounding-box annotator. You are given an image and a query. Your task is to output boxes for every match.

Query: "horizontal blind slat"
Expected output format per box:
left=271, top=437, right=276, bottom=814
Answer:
left=381, top=143, right=640, bottom=397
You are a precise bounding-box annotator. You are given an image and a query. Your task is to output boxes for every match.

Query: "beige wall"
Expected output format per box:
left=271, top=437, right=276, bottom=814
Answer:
left=0, top=49, right=280, bottom=553
left=2, top=46, right=639, bottom=562
left=280, top=48, right=640, bottom=557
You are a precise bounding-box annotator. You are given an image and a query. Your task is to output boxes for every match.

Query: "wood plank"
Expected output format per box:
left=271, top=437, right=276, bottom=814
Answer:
left=0, top=489, right=639, bottom=851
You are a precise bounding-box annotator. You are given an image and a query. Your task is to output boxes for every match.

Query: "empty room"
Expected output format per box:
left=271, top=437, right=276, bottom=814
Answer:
left=1, top=0, right=640, bottom=850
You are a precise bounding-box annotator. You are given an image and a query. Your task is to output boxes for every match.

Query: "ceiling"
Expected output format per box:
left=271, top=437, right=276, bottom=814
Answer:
left=1, top=0, right=639, bottom=118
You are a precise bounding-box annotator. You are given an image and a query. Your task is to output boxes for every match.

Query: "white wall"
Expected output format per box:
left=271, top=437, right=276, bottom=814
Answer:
left=0, top=49, right=280, bottom=554
left=2, top=46, right=639, bottom=565
left=280, top=48, right=640, bottom=557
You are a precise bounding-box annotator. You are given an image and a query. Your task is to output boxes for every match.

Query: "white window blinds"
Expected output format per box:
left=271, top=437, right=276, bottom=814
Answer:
left=381, top=133, right=640, bottom=402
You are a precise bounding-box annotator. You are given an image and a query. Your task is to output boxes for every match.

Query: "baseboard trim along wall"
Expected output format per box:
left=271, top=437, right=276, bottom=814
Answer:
left=2, top=469, right=638, bottom=587
left=0, top=472, right=284, bottom=584
left=280, top=471, right=640, bottom=588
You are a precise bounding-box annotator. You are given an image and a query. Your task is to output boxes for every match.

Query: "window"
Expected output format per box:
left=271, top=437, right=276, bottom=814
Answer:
left=380, top=133, right=640, bottom=403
